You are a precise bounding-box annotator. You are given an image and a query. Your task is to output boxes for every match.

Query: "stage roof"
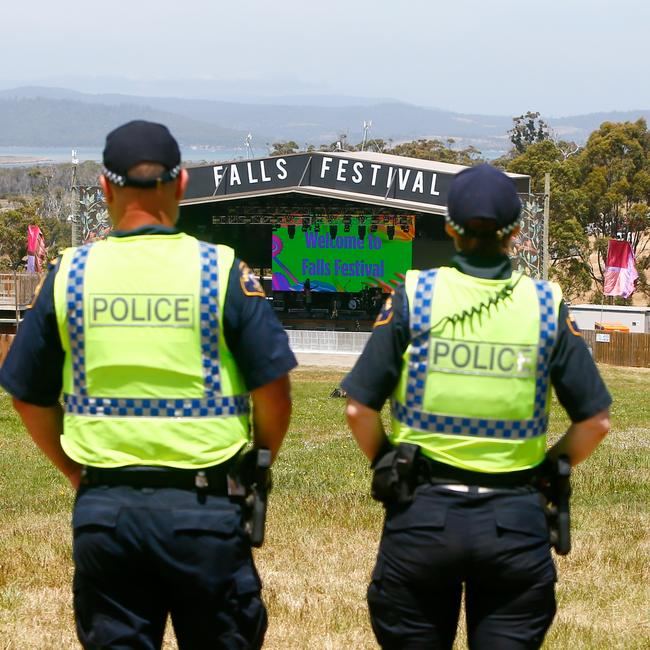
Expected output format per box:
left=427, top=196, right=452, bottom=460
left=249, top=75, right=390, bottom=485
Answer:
left=181, top=151, right=530, bottom=216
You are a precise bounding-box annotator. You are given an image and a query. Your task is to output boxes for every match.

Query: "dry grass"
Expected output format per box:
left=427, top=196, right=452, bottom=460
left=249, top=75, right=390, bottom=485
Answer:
left=0, top=364, right=648, bottom=649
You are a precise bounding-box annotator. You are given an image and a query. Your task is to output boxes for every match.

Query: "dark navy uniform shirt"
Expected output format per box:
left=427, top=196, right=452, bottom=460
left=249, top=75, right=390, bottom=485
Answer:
left=342, top=252, right=612, bottom=423
left=0, top=226, right=297, bottom=406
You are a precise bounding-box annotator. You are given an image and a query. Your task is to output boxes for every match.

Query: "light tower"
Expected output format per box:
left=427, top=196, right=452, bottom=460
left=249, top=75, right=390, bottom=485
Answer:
left=70, top=148, right=81, bottom=246
left=361, top=120, right=372, bottom=151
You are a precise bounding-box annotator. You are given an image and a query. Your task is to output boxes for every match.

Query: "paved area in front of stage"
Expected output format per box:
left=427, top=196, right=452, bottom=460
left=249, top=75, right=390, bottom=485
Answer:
left=295, top=352, right=359, bottom=370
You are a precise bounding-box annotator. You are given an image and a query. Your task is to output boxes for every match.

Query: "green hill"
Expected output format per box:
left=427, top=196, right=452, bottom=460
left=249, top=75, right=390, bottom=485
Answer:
left=0, top=97, right=252, bottom=147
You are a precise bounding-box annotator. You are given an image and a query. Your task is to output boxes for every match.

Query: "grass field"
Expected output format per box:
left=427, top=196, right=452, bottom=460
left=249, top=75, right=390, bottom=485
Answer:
left=0, top=364, right=648, bottom=649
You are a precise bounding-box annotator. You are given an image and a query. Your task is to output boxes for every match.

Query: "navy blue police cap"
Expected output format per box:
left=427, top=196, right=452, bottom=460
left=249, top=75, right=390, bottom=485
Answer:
left=446, top=164, right=522, bottom=237
left=102, top=120, right=181, bottom=188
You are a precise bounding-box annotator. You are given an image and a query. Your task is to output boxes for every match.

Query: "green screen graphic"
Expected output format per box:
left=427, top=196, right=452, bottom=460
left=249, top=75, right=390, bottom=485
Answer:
left=272, top=218, right=413, bottom=293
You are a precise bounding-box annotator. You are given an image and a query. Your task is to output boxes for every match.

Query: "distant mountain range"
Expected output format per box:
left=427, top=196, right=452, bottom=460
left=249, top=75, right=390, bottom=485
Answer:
left=1, top=86, right=649, bottom=153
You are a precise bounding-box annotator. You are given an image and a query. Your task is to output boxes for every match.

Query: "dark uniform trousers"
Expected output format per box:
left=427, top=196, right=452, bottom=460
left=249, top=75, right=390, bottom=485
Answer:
left=72, top=485, right=267, bottom=650
left=368, top=484, right=556, bottom=650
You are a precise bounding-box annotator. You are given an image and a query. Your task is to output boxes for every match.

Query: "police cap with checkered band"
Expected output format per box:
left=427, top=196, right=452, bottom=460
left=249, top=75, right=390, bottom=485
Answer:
left=446, top=164, right=522, bottom=237
left=102, top=120, right=182, bottom=189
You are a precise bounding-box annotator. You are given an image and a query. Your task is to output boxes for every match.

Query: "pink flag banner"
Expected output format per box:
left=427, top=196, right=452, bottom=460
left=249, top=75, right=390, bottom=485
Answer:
left=603, top=240, right=638, bottom=298
left=26, top=225, right=46, bottom=273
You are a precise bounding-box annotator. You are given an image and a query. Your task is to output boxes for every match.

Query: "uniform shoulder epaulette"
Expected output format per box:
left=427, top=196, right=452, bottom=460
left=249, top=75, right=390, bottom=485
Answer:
left=239, top=261, right=265, bottom=298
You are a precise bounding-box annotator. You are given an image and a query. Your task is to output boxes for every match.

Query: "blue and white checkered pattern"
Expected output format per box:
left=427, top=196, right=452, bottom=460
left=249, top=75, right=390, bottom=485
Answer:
left=392, top=401, right=546, bottom=439
left=395, top=276, right=557, bottom=440
left=405, top=270, right=437, bottom=409
left=199, top=242, right=221, bottom=396
left=64, top=393, right=249, bottom=418
left=66, top=244, right=94, bottom=395
left=63, top=241, right=249, bottom=420
left=532, top=280, right=557, bottom=423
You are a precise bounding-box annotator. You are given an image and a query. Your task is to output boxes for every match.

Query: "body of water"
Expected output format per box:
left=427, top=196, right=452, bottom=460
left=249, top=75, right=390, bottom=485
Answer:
left=0, top=146, right=269, bottom=167
left=0, top=146, right=505, bottom=167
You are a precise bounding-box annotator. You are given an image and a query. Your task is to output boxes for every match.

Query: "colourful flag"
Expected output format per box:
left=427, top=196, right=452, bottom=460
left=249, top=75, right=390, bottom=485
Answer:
left=603, top=240, right=638, bottom=298
left=26, top=225, right=46, bottom=273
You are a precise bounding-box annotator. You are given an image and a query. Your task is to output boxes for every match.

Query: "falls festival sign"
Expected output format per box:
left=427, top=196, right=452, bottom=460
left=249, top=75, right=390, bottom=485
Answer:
left=182, top=152, right=495, bottom=210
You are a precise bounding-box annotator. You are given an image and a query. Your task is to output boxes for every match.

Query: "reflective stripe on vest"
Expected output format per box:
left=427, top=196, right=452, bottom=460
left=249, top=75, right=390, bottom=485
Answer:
left=392, top=270, right=556, bottom=440
left=63, top=240, right=249, bottom=418
left=63, top=394, right=249, bottom=418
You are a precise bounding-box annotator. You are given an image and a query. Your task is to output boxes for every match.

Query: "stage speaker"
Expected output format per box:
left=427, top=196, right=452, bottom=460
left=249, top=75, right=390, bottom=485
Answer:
left=329, top=225, right=338, bottom=239
left=387, top=225, right=395, bottom=240
left=288, top=225, right=296, bottom=239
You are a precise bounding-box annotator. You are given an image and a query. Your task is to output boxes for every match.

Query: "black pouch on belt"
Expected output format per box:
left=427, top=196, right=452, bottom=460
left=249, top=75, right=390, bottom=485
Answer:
left=371, top=442, right=420, bottom=505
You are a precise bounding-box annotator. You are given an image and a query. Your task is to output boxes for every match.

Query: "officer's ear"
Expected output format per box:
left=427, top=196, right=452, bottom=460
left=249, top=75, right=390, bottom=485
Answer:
left=99, top=175, right=114, bottom=204
left=445, top=222, right=462, bottom=248
left=175, top=169, right=189, bottom=201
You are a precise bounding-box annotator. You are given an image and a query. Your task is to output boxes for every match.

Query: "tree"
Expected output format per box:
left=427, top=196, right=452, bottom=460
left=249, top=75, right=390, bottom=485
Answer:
left=574, top=119, right=650, bottom=297
left=358, top=137, right=391, bottom=153
left=0, top=198, right=71, bottom=271
left=387, top=138, right=483, bottom=165
left=268, top=141, right=301, bottom=156
left=319, top=134, right=355, bottom=152
left=504, top=120, right=650, bottom=302
left=504, top=139, right=593, bottom=300
left=0, top=161, right=102, bottom=221
left=0, top=201, right=41, bottom=270
left=508, top=111, right=551, bottom=154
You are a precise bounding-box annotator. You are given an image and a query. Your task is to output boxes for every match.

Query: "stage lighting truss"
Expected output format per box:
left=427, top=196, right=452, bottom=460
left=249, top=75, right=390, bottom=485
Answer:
left=211, top=212, right=416, bottom=230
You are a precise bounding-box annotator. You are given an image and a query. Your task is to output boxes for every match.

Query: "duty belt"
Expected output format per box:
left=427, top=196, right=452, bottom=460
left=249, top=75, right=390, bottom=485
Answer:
left=81, top=463, right=234, bottom=494
left=417, top=456, right=538, bottom=489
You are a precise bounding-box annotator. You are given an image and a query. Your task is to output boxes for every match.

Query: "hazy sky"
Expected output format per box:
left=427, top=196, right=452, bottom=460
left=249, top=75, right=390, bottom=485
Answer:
left=3, top=0, right=649, bottom=116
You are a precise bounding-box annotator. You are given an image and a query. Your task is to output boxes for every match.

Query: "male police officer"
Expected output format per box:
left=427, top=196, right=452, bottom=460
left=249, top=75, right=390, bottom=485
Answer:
left=0, top=120, right=297, bottom=649
left=342, top=164, right=611, bottom=649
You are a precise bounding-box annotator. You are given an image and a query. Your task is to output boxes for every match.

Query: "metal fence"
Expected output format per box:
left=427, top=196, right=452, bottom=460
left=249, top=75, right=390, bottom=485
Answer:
left=3, top=330, right=648, bottom=370
left=286, top=330, right=370, bottom=354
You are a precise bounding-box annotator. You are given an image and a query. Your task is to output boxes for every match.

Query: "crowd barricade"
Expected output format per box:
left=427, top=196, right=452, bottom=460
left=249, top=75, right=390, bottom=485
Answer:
left=1, top=330, right=648, bottom=370
left=286, top=330, right=370, bottom=354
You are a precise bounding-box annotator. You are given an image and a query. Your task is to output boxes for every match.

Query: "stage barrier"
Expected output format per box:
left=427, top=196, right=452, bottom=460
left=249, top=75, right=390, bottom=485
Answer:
left=1, top=331, right=648, bottom=369
left=286, top=330, right=370, bottom=355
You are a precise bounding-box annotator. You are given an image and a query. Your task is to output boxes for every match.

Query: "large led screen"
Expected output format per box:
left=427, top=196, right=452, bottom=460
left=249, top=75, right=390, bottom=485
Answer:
left=272, top=218, right=413, bottom=292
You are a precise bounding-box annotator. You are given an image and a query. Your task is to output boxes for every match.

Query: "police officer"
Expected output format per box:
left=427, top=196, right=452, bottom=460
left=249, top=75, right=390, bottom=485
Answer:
left=0, top=120, right=297, bottom=649
left=342, top=164, right=612, bottom=650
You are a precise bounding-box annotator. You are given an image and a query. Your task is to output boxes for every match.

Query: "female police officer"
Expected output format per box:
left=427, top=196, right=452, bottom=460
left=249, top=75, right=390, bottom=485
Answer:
left=342, top=164, right=611, bottom=649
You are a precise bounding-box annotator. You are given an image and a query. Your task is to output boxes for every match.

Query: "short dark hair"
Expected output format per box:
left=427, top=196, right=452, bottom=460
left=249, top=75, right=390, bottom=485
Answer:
left=455, top=219, right=518, bottom=255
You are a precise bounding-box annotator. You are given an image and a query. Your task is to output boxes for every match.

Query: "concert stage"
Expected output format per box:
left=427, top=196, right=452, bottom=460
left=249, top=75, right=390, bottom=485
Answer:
left=178, top=151, right=531, bottom=331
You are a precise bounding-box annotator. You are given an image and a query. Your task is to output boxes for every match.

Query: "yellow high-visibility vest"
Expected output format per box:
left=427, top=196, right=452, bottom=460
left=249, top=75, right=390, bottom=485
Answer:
left=391, top=267, right=562, bottom=473
left=53, top=232, right=250, bottom=468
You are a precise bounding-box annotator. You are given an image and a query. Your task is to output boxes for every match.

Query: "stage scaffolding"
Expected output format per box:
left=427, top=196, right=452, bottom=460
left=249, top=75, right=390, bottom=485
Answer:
left=74, top=189, right=548, bottom=280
